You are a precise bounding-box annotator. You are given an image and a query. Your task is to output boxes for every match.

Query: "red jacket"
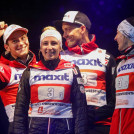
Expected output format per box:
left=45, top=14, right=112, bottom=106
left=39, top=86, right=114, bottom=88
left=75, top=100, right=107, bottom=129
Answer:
left=0, top=51, right=36, bottom=122
left=60, top=34, right=116, bottom=126
left=110, top=48, right=134, bottom=134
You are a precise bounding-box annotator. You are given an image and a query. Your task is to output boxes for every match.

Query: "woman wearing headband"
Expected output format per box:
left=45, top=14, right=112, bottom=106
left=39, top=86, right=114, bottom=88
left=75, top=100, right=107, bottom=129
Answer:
left=110, top=17, right=134, bottom=134
left=13, top=26, right=88, bottom=134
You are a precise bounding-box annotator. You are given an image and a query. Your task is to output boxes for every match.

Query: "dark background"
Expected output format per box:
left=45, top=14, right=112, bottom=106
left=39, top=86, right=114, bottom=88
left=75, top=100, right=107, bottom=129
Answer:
left=0, top=0, right=134, bottom=57
left=0, top=0, right=134, bottom=133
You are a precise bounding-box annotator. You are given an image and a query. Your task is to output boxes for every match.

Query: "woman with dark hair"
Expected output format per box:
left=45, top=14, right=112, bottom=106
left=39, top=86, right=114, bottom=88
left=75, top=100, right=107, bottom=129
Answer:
left=13, top=27, right=88, bottom=134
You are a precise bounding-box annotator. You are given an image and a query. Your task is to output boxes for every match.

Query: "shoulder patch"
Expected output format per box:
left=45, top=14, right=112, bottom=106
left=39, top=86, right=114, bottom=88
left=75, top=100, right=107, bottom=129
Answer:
left=105, top=54, right=110, bottom=59
left=105, top=54, right=110, bottom=65
left=105, top=59, right=109, bottom=65
left=77, top=77, right=84, bottom=84
left=98, top=49, right=103, bottom=53
left=80, top=86, right=85, bottom=94
left=64, top=63, right=73, bottom=67
left=0, top=66, right=4, bottom=73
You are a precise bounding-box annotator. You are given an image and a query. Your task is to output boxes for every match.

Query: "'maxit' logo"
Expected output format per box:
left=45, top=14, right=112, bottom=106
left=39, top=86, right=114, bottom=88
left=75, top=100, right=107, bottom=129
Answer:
left=118, top=63, right=134, bottom=72
left=71, top=58, right=102, bottom=67
left=34, top=73, right=69, bottom=81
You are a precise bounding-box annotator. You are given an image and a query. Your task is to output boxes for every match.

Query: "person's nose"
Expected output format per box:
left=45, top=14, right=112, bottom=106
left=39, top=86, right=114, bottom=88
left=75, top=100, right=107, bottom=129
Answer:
left=63, top=31, right=67, bottom=39
left=114, top=35, right=117, bottom=41
left=19, top=40, right=25, bottom=46
left=47, top=43, right=52, bottom=49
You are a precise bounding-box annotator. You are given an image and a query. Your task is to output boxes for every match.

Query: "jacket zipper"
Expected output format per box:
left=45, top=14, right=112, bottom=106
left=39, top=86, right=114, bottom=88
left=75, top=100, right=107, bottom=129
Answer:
left=66, top=118, right=70, bottom=130
left=47, top=118, right=51, bottom=134
left=29, top=117, right=32, bottom=129
left=79, top=45, right=84, bottom=54
left=19, top=52, right=34, bottom=67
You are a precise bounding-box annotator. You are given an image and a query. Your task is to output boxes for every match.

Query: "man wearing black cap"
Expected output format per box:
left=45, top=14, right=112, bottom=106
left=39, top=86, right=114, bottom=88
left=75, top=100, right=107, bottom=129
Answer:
left=55, top=11, right=116, bottom=134
left=110, top=17, right=134, bottom=134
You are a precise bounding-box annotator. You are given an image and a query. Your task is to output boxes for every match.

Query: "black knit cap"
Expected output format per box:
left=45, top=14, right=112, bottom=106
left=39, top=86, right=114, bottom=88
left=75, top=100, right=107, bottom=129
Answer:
left=54, top=11, right=91, bottom=30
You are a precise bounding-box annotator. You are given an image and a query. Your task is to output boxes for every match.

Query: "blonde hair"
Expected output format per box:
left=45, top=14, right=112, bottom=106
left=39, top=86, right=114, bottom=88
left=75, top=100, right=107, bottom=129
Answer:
left=42, top=26, right=56, bottom=33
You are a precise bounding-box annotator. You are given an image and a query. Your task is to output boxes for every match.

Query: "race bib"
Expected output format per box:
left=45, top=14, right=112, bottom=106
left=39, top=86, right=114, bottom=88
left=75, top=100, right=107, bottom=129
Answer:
left=38, top=86, right=65, bottom=100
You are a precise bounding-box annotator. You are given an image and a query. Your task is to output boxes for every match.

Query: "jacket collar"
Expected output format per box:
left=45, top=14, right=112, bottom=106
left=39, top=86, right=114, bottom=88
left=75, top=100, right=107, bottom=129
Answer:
left=0, top=50, right=36, bottom=68
left=65, top=34, right=98, bottom=55
left=30, top=59, right=75, bottom=70
left=116, top=45, right=134, bottom=61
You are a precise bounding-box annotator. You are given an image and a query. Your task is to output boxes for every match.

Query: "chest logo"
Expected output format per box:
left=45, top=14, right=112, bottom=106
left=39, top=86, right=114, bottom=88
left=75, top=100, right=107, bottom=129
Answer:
left=34, top=73, right=69, bottom=81
left=71, top=58, right=102, bottom=67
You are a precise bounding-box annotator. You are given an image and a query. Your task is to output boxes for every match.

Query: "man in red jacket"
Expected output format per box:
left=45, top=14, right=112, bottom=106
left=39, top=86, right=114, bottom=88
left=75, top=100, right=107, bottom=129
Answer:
left=55, top=11, right=116, bottom=134
left=0, top=21, right=36, bottom=134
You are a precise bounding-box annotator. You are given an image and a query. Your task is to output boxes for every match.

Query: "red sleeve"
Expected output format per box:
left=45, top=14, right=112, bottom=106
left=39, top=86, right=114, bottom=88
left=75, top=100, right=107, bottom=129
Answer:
left=0, top=63, right=11, bottom=85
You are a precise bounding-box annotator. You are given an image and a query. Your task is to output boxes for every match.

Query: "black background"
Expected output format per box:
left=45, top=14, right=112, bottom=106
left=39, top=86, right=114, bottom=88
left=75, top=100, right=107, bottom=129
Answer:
left=0, top=0, right=134, bottom=133
left=0, top=0, right=134, bottom=58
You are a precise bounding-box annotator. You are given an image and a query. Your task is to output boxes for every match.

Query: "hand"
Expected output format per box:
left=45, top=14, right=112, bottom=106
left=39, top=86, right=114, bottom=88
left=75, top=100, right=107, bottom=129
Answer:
left=0, top=21, right=8, bottom=38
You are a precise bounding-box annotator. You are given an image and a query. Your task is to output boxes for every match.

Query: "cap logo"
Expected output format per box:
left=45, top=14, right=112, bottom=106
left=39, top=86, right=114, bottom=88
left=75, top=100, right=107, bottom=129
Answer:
left=62, top=11, right=78, bottom=23
left=61, top=11, right=91, bottom=30
left=11, top=25, right=18, bottom=29
left=7, top=25, right=19, bottom=34
left=64, top=14, right=70, bottom=18
left=3, top=24, right=28, bottom=44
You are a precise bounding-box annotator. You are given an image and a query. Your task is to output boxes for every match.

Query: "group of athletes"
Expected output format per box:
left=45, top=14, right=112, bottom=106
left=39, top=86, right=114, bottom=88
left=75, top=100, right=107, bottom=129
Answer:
left=0, top=10, right=134, bottom=134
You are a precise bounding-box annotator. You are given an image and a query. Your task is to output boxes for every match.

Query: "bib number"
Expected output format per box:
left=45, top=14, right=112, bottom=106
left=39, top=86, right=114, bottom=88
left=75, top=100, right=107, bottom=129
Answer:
left=116, top=75, right=129, bottom=90
left=81, top=72, right=97, bottom=86
left=38, top=86, right=65, bottom=100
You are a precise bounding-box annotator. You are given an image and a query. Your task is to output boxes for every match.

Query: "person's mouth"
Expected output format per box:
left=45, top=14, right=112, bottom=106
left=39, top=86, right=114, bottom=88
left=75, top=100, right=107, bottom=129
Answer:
left=17, top=46, right=27, bottom=51
left=67, top=38, right=73, bottom=43
left=45, top=50, right=56, bottom=55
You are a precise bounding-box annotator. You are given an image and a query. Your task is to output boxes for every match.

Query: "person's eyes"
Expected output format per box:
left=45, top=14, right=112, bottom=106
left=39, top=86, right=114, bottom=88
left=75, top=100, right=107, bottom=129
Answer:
left=21, top=36, right=26, bottom=40
left=43, top=42, right=48, bottom=45
left=51, top=41, right=58, bottom=45
left=12, top=40, right=18, bottom=43
left=66, top=28, right=71, bottom=32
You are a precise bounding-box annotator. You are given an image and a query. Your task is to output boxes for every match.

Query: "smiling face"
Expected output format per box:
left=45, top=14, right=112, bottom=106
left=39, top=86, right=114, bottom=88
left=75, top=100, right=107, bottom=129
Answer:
left=114, top=31, right=130, bottom=51
left=4, top=30, right=29, bottom=61
left=62, top=22, right=83, bottom=48
left=40, top=36, right=61, bottom=61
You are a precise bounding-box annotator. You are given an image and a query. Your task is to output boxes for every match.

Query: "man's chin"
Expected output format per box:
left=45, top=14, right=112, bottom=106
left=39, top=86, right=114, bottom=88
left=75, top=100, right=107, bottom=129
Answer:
left=67, top=43, right=76, bottom=48
left=45, top=57, right=55, bottom=61
left=18, top=52, right=29, bottom=58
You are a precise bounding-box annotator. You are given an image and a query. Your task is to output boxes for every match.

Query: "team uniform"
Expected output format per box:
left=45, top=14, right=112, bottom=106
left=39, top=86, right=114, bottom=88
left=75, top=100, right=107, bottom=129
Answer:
left=110, top=47, right=134, bottom=134
left=60, top=35, right=116, bottom=133
left=13, top=58, right=88, bottom=134
left=0, top=51, right=36, bottom=133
